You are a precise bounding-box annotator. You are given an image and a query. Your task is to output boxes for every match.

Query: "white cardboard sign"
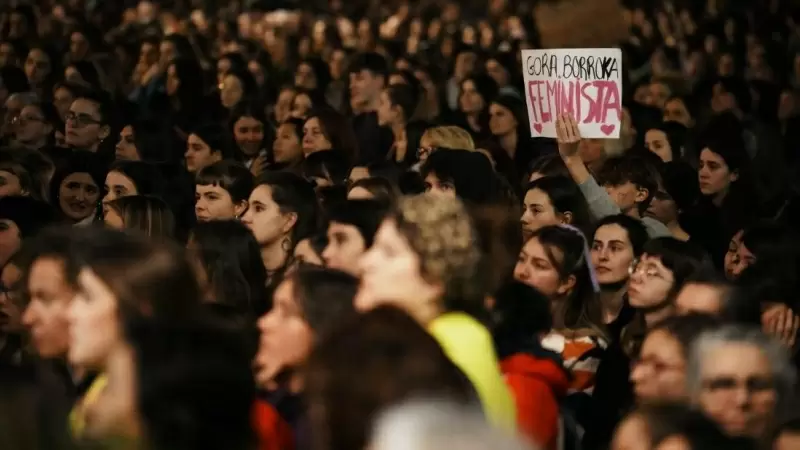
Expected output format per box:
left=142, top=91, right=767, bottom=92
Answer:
left=521, top=48, right=623, bottom=139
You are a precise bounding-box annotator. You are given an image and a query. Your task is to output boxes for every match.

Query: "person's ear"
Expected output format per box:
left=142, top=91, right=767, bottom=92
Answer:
left=635, top=187, right=649, bottom=203
left=559, top=211, right=574, bottom=225
left=99, top=124, right=110, bottom=141
left=556, top=274, right=576, bottom=296
left=281, top=211, right=298, bottom=234
left=234, top=200, right=248, bottom=218
left=730, top=170, right=740, bottom=183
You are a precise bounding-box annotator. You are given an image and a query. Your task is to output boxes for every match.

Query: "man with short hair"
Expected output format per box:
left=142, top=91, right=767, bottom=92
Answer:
left=349, top=52, right=393, bottom=164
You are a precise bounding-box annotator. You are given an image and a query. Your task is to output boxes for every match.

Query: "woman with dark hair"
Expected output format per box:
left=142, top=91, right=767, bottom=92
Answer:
left=219, top=67, right=258, bottom=111
left=242, top=172, right=319, bottom=280
left=289, top=88, right=330, bottom=120
left=420, top=149, right=504, bottom=206
left=378, top=83, right=421, bottom=166
left=52, top=81, right=87, bottom=122
left=216, top=52, right=248, bottom=86
left=294, top=57, right=331, bottom=96
left=114, top=118, right=180, bottom=163
left=347, top=177, right=398, bottom=203
left=49, top=151, right=105, bottom=225
left=23, top=45, right=59, bottom=100
left=101, top=160, right=165, bottom=207
left=254, top=265, right=360, bottom=449
left=164, top=57, right=214, bottom=135
left=189, top=220, right=269, bottom=317
left=489, top=93, right=540, bottom=172
left=306, top=307, right=478, bottom=450
left=272, top=117, right=305, bottom=169
left=644, top=121, right=689, bottom=162
left=293, top=234, right=328, bottom=267
left=301, top=108, right=359, bottom=165
left=66, top=228, right=203, bottom=440
left=513, top=225, right=607, bottom=394
left=185, top=123, right=235, bottom=174
left=194, top=160, right=253, bottom=222
left=103, top=195, right=176, bottom=239
left=520, top=176, right=593, bottom=241
left=457, top=74, right=498, bottom=142
left=228, top=102, right=273, bottom=173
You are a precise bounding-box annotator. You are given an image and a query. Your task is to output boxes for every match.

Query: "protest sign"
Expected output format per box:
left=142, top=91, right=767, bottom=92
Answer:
left=521, top=48, right=622, bottom=139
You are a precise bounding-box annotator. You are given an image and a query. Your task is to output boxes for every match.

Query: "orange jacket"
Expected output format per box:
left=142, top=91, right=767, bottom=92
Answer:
left=501, top=353, right=570, bottom=450
left=252, top=400, right=295, bottom=450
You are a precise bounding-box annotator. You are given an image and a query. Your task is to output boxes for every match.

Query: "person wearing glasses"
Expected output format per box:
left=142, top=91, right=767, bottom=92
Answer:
left=10, top=101, right=61, bottom=151
left=64, top=90, right=112, bottom=153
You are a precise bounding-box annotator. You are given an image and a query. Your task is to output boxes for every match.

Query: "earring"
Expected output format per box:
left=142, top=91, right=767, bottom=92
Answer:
left=281, top=237, right=292, bottom=253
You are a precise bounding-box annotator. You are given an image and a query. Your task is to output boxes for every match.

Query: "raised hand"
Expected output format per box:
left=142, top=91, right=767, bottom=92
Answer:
left=762, top=303, right=800, bottom=348
left=555, top=113, right=581, bottom=159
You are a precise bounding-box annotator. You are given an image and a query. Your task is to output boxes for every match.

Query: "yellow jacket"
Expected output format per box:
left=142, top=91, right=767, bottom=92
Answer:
left=429, top=312, right=516, bottom=430
left=70, top=373, right=108, bottom=438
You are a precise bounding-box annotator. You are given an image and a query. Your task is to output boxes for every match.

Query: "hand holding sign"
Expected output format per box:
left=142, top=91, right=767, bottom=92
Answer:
left=555, top=113, right=581, bottom=158
left=522, top=48, right=623, bottom=139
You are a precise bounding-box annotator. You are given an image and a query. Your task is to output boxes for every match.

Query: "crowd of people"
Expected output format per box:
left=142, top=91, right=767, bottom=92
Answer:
left=2, top=0, right=800, bottom=449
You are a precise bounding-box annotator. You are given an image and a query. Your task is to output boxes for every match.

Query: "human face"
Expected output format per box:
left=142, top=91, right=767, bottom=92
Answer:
left=348, top=186, right=373, bottom=200
left=627, top=254, right=674, bottom=309
left=454, top=51, right=477, bottom=80
left=377, top=90, right=396, bottom=126
left=67, top=269, right=121, bottom=369
left=290, top=93, right=313, bottom=120
left=103, top=170, right=138, bottom=206
left=0, top=219, right=20, bottom=274
left=698, top=148, right=737, bottom=199
left=22, top=258, right=74, bottom=358
left=255, top=279, right=313, bottom=388
left=275, top=88, right=295, bottom=123
left=69, top=32, right=90, bottom=60
left=611, top=414, right=650, bottom=450
left=578, top=138, right=604, bottom=167
left=697, top=343, right=777, bottom=438
left=644, top=129, right=672, bottom=162
left=486, top=59, right=508, bottom=87
left=649, top=82, right=670, bottom=108
left=301, top=117, right=332, bottom=155
left=775, top=432, right=800, bottom=450
left=24, top=49, right=51, bottom=85
left=293, top=238, right=323, bottom=266
left=356, top=219, right=441, bottom=317
left=675, top=283, right=725, bottom=316
left=233, top=116, right=264, bottom=157
left=195, top=184, right=242, bottom=222
left=521, top=188, right=562, bottom=241
left=58, top=172, right=100, bottom=221
left=514, top=237, right=572, bottom=299
left=591, top=224, right=636, bottom=285
left=604, top=181, right=645, bottom=216
left=65, top=99, right=108, bottom=151
left=724, top=231, right=752, bottom=280
left=220, top=74, right=244, bottom=109
left=103, top=208, right=124, bottom=229
left=459, top=80, right=484, bottom=114
left=294, top=63, right=317, bottom=90
left=273, top=123, right=303, bottom=164
left=423, top=173, right=456, bottom=199
left=663, top=98, right=692, bottom=127
left=0, top=170, right=24, bottom=197
left=241, top=185, right=293, bottom=246
left=53, top=87, right=75, bottom=121
left=489, top=103, right=517, bottom=136
left=0, top=262, right=22, bottom=335
left=350, top=69, right=382, bottom=107
left=322, top=222, right=366, bottom=276
left=630, top=329, right=687, bottom=402
left=185, top=133, right=222, bottom=173
left=115, top=125, right=139, bottom=160
left=13, top=104, right=50, bottom=145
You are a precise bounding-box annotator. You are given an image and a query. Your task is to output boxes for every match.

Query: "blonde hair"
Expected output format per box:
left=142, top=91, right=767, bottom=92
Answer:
left=391, top=194, right=484, bottom=313
left=421, top=126, right=475, bottom=150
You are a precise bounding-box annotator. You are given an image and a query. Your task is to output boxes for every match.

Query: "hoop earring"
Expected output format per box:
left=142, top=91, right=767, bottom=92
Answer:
left=281, top=237, right=292, bottom=253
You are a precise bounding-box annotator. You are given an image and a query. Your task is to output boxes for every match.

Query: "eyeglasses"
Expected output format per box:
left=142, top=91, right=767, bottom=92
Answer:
left=628, top=257, right=665, bottom=279
left=11, top=115, right=45, bottom=126
left=65, top=112, right=101, bottom=128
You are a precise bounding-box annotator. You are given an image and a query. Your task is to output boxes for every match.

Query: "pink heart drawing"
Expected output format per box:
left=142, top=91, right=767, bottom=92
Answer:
left=532, top=123, right=543, bottom=134
left=600, top=124, right=616, bottom=136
